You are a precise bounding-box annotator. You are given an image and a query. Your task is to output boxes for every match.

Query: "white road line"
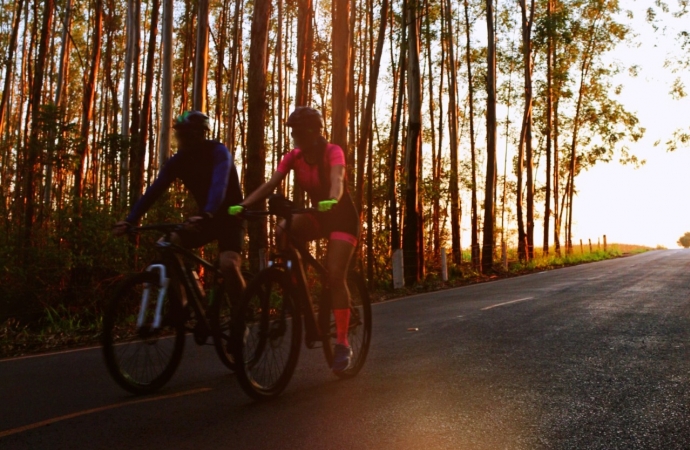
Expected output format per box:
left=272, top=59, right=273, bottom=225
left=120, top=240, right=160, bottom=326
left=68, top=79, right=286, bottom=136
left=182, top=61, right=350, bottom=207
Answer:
left=481, top=297, right=534, bottom=311
left=0, top=345, right=102, bottom=363
left=1, top=334, right=182, bottom=363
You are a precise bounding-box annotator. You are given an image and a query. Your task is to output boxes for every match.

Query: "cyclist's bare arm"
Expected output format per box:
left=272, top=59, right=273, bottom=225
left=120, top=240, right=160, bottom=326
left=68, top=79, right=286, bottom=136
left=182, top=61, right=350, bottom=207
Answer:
left=241, top=171, right=286, bottom=207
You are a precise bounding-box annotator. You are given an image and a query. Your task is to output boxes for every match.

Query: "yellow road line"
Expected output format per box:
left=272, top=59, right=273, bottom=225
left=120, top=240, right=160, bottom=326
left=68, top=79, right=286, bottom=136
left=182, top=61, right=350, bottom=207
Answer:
left=0, top=387, right=212, bottom=439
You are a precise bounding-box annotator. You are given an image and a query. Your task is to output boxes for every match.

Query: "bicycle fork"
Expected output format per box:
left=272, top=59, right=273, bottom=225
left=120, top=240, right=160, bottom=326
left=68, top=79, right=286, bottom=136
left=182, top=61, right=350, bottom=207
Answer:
left=138, top=264, right=170, bottom=331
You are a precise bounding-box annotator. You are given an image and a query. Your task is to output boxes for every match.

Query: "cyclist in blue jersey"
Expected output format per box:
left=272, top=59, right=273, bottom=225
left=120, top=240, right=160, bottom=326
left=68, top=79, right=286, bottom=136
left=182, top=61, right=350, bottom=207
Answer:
left=114, top=111, right=246, bottom=296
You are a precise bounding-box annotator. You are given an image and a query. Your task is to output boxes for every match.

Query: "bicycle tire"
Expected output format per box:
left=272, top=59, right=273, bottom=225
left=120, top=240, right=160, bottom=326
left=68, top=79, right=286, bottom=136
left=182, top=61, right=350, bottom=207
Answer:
left=319, top=270, right=372, bottom=379
left=232, top=267, right=302, bottom=400
left=102, top=271, right=186, bottom=395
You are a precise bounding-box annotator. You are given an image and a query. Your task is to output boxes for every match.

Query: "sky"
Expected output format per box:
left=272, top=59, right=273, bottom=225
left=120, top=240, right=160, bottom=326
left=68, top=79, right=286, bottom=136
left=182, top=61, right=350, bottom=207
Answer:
left=565, top=1, right=690, bottom=249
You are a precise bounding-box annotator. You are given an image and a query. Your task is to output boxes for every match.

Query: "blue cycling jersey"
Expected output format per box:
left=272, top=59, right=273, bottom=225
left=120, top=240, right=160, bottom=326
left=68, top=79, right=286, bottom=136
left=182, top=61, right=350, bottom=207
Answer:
left=126, top=140, right=243, bottom=224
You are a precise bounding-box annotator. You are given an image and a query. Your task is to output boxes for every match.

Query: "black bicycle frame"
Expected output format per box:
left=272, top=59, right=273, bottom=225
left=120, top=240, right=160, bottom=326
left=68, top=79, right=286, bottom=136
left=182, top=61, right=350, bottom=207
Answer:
left=276, top=235, right=333, bottom=360
left=138, top=225, right=220, bottom=329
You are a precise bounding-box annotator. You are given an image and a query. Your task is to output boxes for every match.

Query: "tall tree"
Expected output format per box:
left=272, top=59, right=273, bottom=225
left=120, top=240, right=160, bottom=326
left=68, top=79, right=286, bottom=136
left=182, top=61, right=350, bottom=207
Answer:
left=355, top=0, right=388, bottom=212
left=543, top=0, right=554, bottom=255
left=0, top=0, right=25, bottom=136
left=388, top=0, right=406, bottom=252
left=44, top=0, right=72, bottom=207
left=464, top=0, right=479, bottom=268
left=158, top=0, right=174, bottom=168
left=245, top=0, right=272, bottom=269
left=128, top=0, right=142, bottom=207
left=137, top=0, right=160, bottom=174
left=193, top=0, right=209, bottom=112
left=403, top=0, right=424, bottom=284
left=24, top=0, right=55, bottom=245
left=481, top=0, right=497, bottom=273
left=296, top=0, right=314, bottom=106
left=75, top=0, right=104, bottom=203
left=331, top=0, right=350, bottom=150
left=445, top=0, right=461, bottom=265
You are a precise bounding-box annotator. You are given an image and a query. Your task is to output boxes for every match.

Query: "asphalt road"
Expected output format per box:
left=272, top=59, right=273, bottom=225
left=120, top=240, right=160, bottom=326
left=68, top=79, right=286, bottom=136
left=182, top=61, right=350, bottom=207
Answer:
left=2, top=250, right=690, bottom=449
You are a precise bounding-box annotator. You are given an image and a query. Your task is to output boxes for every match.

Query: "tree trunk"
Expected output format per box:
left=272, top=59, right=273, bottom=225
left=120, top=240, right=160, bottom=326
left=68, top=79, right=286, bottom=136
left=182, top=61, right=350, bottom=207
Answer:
left=553, top=43, right=561, bottom=256
left=463, top=0, right=479, bottom=268
left=331, top=0, right=350, bottom=151
left=193, top=0, right=209, bottom=112
left=355, top=0, right=388, bottom=211
left=388, top=0, right=405, bottom=252
left=481, top=0, right=497, bottom=273
left=225, top=0, right=244, bottom=146
left=43, top=0, right=72, bottom=208
left=567, top=19, right=598, bottom=253
left=75, top=0, right=103, bottom=204
left=403, top=0, right=423, bottom=284
left=0, top=0, right=25, bottom=136
left=158, top=0, right=173, bottom=169
left=137, top=0, right=160, bottom=172
left=296, top=0, right=314, bottom=106
left=520, top=0, right=536, bottom=260
left=543, top=0, right=553, bottom=255
left=24, top=0, right=55, bottom=246
left=245, top=0, right=272, bottom=270
left=445, top=0, right=461, bottom=265
left=128, top=0, right=143, bottom=208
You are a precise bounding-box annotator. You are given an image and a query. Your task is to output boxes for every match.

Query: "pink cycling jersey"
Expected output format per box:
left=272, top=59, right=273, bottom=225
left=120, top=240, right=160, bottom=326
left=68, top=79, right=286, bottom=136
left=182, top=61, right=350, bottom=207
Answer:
left=276, top=144, right=346, bottom=200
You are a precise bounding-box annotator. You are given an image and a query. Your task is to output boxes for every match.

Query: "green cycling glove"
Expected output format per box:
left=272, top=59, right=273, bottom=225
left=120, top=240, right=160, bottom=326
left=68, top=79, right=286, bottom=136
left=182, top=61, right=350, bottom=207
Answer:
left=318, top=199, right=338, bottom=212
left=228, top=205, right=244, bottom=216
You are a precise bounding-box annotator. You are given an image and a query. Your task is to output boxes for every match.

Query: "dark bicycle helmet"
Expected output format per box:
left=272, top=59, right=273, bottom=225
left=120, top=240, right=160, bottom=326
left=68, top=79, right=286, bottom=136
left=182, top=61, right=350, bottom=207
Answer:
left=286, top=107, right=324, bottom=131
left=173, top=110, right=211, bottom=132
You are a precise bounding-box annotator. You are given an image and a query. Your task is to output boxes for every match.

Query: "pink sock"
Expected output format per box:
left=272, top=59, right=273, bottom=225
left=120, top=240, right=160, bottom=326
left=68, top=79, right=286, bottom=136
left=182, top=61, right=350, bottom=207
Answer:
left=333, top=308, right=350, bottom=347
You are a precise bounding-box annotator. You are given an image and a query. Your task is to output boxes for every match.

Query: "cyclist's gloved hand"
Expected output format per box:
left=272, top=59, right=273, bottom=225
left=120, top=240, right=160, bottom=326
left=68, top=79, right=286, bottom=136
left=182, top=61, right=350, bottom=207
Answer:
left=228, top=205, right=244, bottom=216
left=113, top=221, right=132, bottom=237
left=318, top=199, right=338, bottom=212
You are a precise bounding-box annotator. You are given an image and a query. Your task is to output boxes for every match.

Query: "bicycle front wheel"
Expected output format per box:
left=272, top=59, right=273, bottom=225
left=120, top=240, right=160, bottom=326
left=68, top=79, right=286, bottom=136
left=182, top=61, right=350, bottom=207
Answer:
left=209, top=271, right=253, bottom=370
left=102, top=271, right=186, bottom=395
left=320, top=271, right=372, bottom=378
left=232, top=267, right=302, bottom=400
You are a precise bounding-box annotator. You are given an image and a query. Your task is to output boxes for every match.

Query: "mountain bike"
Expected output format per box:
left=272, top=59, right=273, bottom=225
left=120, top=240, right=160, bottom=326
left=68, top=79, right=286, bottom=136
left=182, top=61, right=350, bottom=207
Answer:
left=231, top=195, right=372, bottom=400
left=102, top=223, right=241, bottom=395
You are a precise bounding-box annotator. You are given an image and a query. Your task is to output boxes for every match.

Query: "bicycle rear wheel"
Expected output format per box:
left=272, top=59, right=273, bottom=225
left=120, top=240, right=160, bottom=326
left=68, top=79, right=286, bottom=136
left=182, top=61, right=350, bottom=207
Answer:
left=319, top=271, right=372, bottom=378
left=102, top=271, right=185, bottom=395
left=232, top=267, right=302, bottom=400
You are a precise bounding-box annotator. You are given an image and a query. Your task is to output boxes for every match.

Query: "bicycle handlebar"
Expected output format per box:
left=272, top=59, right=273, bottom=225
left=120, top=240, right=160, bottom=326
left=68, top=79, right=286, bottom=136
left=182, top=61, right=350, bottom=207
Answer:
left=129, top=223, right=185, bottom=234
left=240, top=207, right=318, bottom=220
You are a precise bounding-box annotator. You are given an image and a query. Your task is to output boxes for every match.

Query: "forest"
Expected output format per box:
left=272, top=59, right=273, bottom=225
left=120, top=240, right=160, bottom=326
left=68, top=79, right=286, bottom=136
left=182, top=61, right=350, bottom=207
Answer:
left=0, top=0, right=681, bottom=324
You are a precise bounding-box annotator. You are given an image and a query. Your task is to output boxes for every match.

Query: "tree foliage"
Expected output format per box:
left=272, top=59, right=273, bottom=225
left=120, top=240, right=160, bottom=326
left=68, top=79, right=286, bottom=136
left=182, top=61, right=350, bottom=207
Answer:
left=0, top=0, right=654, bottom=324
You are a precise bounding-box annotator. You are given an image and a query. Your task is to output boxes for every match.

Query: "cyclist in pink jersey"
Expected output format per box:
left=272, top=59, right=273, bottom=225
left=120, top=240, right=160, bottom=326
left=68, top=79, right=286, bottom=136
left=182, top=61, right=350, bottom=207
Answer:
left=229, top=107, right=359, bottom=373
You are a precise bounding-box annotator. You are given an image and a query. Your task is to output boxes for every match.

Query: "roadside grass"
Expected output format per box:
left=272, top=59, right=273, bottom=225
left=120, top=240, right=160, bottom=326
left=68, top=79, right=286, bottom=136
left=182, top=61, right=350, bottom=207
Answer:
left=0, top=242, right=654, bottom=359
left=1, top=305, right=102, bottom=358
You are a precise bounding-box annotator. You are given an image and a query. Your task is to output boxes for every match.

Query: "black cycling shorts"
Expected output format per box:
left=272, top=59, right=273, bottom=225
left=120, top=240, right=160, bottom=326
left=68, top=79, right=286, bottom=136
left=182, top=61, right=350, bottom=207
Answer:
left=177, top=215, right=245, bottom=253
left=307, top=192, right=360, bottom=245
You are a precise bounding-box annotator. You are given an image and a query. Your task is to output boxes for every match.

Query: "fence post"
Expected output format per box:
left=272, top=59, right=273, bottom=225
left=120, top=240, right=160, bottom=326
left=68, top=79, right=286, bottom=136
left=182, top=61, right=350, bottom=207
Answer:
left=604, top=235, right=607, bottom=251
left=440, top=248, right=448, bottom=281
left=502, top=240, right=508, bottom=270
left=393, top=249, right=404, bottom=289
left=589, top=239, right=592, bottom=253
left=580, top=239, right=584, bottom=254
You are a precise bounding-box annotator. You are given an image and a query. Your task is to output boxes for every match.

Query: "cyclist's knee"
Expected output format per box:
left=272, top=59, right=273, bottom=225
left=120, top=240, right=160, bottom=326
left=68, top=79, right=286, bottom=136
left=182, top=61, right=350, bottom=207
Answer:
left=219, top=251, right=241, bottom=274
left=168, top=232, right=184, bottom=246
